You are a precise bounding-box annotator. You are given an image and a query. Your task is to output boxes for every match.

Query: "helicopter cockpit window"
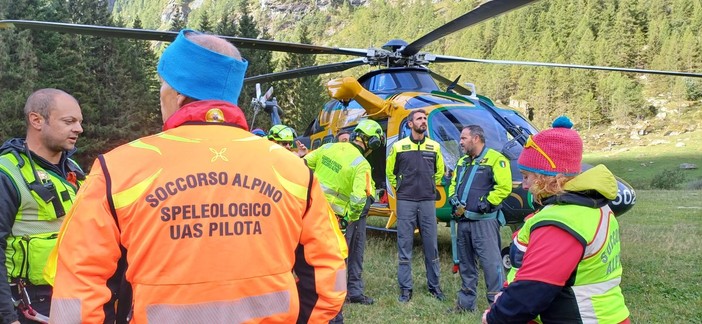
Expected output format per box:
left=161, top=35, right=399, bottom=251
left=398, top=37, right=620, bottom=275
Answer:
left=428, top=108, right=510, bottom=172
left=495, top=108, right=539, bottom=136
left=340, top=101, right=368, bottom=126
left=405, top=94, right=466, bottom=109
left=317, top=99, right=340, bottom=131
left=398, top=120, right=413, bottom=140
left=373, top=73, right=398, bottom=91
left=364, top=71, right=439, bottom=93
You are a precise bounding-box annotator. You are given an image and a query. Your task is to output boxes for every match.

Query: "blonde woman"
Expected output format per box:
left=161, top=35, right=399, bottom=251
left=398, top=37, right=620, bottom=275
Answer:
left=483, top=116, right=630, bottom=324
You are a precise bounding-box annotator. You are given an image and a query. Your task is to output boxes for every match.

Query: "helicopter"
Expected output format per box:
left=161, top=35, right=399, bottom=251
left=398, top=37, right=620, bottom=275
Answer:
left=2, top=0, right=701, bottom=269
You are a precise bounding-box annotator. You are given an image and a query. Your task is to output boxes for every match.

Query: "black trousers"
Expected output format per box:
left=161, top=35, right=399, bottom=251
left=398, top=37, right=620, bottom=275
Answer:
left=10, top=284, right=52, bottom=323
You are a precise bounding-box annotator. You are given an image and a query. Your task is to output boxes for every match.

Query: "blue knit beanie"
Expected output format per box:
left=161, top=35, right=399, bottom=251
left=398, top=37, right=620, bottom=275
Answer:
left=157, top=30, right=248, bottom=104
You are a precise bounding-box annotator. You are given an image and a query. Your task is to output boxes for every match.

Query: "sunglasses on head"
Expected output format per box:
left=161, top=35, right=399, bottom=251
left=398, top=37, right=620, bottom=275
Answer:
left=524, top=135, right=556, bottom=169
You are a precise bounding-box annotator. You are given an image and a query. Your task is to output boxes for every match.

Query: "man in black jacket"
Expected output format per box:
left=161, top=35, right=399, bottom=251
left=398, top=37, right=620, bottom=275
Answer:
left=386, top=109, right=446, bottom=303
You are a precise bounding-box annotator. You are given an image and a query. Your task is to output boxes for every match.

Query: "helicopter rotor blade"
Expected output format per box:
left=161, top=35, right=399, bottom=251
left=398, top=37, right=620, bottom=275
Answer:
left=244, top=58, right=367, bottom=85
left=402, top=0, right=538, bottom=57
left=255, top=83, right=262, bottom=100
left=263, top=87, right=274, bottom=101
left=0, top=20, right=369, bottom=56
left=432, top=55, right=702, bottom=78
left=427, top=70, right=473, bottom=95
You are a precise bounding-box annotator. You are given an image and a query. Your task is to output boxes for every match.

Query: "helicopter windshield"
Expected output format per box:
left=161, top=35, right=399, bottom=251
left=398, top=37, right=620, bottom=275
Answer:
left=338, top=100, right=368, bottom=127
left=362, top=70, right=440, bottom=93
left=405, top=94, right=467, bottom=109
left=427, top=107, right=511, bottom=171
left=494, top=107, right=539, bottom=135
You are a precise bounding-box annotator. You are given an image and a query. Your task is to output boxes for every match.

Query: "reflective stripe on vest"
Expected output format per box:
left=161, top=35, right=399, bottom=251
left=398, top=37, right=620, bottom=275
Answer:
left=145, top=291, right=291, bottom=323
left=320, top=183, right=347, bottom=215
left=49, top=298, right=82, bottom=324
left=349, top=156, right=365, bottom=167
left=583, top=206, right=611, bottom=259
left=571, top=277, right=622, bottom=323
left=518, top=204, right=628, bottom=322
left=334, top=269, right=347, bottom=292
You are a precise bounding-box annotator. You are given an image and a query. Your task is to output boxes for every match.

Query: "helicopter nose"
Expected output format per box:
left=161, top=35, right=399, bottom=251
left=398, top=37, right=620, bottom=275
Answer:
left=609, top=177, right=636, bottom=216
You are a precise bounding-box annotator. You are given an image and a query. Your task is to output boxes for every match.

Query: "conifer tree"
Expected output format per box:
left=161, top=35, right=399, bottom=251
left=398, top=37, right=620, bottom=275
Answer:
left=0, top=29, right=37, bottom=139
left=215, top=12, right=237, bottom=36
left=199, top=10, right=213, bottom=32
left=236, top=0, right=274, bottom=126
left=0, top=0, right=42, bottom=138
left=278, top=25, right=325, bottom=132
left=170, top=6, right=186, bottom=31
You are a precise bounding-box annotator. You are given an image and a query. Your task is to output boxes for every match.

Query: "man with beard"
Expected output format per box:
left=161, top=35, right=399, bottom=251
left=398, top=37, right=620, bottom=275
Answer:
left=386, top=109, right=445, bottom=303
left=448, top=125, right=511, bottom=313
left=448, top=125, right=512, bottom=311
left=0, top=89, right=84, bottom=323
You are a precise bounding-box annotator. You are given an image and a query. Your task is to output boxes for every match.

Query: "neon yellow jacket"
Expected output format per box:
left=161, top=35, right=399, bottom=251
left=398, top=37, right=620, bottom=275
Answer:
left=305, top=142, right=373, bottom=221
left=448, top=147, right=512, bottom=212
left=0, top=151, right=82, bottom=286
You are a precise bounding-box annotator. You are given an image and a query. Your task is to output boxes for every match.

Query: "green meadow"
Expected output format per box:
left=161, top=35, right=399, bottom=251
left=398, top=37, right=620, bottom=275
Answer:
left=347, top=192, right=701, bottom=323
left=583, top=129, right=702, bottom=190
left=344, top=131, right=702, bottom=323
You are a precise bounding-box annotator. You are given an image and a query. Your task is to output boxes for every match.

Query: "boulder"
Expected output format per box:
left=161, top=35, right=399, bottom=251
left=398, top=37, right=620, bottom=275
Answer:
left=680, top=163, right=698, bottom=170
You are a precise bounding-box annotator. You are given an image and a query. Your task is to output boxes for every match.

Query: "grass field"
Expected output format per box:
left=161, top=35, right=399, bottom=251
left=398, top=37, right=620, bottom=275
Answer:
left=583, top=129, right=702, bottom=190
left=345, top=190, right=702, bottom=323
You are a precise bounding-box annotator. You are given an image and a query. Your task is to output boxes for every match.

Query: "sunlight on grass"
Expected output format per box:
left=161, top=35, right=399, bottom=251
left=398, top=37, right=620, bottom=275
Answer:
left=346, top=190, right=702, bottom=323
left=583, top=130, right=702, bottom=190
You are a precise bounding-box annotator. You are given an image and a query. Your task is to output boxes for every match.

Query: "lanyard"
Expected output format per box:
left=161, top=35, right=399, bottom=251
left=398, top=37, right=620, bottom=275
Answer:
left=457, top=148, right=487, bottom=205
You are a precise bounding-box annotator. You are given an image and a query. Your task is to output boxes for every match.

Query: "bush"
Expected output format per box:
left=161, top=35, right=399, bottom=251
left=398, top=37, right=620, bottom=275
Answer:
left=686, top=179, right=702, bottom=190
left=650, top=169, right=687, bottom=189
left=685, top=79, right=702, bottom=101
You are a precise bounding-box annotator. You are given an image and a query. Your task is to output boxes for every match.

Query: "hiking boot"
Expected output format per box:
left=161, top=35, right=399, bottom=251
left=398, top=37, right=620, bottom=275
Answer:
left=398, top=289, right=412, bottom=303
left=347, top=294, right=375, bottom=305
left=330, top=311, right=344, bottom=324
left=429, top=288, right=446, bottom=301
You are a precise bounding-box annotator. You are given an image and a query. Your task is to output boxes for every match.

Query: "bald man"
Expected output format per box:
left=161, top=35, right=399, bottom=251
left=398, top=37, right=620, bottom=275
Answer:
left=0, top=89, right=84, bottom=324
left=49, top=30, right=347, bottom=324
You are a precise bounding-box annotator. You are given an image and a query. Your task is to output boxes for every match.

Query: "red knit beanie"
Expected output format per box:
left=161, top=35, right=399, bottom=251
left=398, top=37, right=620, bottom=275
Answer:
left=518, top=116, right=583, bottom=176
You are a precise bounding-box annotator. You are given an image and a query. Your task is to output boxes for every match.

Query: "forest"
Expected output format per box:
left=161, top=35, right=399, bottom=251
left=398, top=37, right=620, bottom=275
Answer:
left=1, top=0, right=701, bottom=168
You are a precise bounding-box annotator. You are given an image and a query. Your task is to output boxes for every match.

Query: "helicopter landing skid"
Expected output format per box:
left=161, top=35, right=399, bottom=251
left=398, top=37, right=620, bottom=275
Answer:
left=365, top=225, right=397, bottom=234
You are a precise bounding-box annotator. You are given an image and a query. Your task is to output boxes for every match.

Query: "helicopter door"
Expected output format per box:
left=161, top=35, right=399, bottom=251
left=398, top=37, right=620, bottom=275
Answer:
left=398, top=119, right=413, bottom=140
left=322, top=135, right=335, bottom=144
left=318, top=100, right=337, bottom=128
left=427, top=108, right=511, bottom=175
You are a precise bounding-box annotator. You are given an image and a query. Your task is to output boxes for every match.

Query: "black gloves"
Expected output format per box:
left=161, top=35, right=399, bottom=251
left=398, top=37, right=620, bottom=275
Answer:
left=478, top=196, right=497, bottom=214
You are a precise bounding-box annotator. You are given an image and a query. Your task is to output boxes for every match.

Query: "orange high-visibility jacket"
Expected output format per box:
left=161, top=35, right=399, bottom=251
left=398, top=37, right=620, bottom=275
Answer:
left=49, top=101, right=347, bottom=324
